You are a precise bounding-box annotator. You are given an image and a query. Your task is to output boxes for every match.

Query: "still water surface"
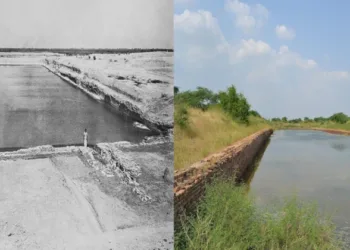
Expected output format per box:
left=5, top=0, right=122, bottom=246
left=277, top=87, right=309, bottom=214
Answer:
left=0, top=65, right=154, bottom=148
left=249, top=129, right=350, bottom=241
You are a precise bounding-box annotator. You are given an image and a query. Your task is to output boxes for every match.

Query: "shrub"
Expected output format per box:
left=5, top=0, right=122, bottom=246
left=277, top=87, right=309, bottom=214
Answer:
left=304, top=117, right=311, bottom=122
left=175, top=87, right=218, bottom=111
left=219, top=85, right=250, bottom=124
left=289, top=118, right=302, bottom=123
left=314, top=116, right=326, bottom=123
left=329, top=112, right=348, bottom=124
left=174, top=86, right=179, bottom=95
left=175, top=104, right=189, bottom=128
left=271, top=118, right=281, bottom=122
left=249, top=110, right=261, bottom=117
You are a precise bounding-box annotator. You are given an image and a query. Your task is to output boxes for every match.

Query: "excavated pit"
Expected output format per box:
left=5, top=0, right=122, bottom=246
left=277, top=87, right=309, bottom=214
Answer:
left=0, top=52, right=174, bottom=249
left=0, top=65, right=156, bottom=149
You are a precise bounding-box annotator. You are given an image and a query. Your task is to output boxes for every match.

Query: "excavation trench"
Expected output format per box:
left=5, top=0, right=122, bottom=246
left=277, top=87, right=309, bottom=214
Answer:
left=0, top=58, right=173, bottom=249
left=0, top=65, right=157, bottom=149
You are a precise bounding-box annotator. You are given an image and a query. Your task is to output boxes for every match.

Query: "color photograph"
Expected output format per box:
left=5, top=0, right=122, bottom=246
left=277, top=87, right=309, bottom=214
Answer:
left=174, top=0, right=350, bottom=249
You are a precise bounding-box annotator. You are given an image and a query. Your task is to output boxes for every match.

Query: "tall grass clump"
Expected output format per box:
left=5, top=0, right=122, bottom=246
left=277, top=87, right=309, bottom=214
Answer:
left=175, top=104, right=189, bottom=129
left=175, top=179, right=342, bottom=250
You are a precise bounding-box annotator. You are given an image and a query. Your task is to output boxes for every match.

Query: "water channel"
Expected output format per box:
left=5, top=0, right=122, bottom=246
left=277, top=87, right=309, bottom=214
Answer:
left=0, top=65, right=154, bottom=149
left=249, top=129, right=350, bottom=245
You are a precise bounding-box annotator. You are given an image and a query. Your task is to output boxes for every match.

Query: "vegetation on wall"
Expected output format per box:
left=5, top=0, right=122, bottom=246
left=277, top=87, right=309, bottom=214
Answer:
left=174, top=85, right=252, bottom=127
left=174, top=85, right=345, bottom=249
left=175, top=178, right=342, bottom=250
left=174, top=85, right=269, bottom=170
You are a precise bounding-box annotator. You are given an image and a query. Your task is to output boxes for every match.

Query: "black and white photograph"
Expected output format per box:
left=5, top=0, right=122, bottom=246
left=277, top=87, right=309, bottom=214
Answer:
left=0, top=0, right=173, bottom=249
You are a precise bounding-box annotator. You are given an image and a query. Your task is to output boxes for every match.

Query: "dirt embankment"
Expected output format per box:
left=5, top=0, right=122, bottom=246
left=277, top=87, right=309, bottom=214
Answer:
left=43, top=52, right=173, bottom=134
left=280, top=127, right=350, bottom=136
left=0, top=52, right=174, bottom=133
left=0, top=52, right=174, bottom=248
left=174, top=128, right=273, bottom=222
left=310, top=128, right=350, bottom=135
left=0, top=135, right=174, bottom=249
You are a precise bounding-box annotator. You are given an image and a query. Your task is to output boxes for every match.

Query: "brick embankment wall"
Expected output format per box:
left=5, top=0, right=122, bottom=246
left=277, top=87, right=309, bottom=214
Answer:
left=174, top=128, right=273, bottom=222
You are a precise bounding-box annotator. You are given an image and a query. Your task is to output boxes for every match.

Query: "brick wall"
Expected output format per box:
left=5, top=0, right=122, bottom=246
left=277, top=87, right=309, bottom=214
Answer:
left=174, top=128, right=273, bottom=221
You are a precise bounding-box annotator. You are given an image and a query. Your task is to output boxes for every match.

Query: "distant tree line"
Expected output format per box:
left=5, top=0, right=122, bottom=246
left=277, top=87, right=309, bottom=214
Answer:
left=174, top=85, right=261, bottom=127
left=0, top=48, right=173, bottom=55
left=270, top=112, right=350, bottom=124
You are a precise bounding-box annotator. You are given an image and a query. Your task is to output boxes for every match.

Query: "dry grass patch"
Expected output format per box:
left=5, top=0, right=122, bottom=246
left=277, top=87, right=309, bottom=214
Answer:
left=174, top=106, right=270, bottom=170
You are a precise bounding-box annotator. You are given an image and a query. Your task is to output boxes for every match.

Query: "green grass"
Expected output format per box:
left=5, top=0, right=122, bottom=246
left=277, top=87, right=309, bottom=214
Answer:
left=175, top=179, right=342, bottom=250
left=270, top=120, right=350, bottom=131
left=174, top=105, right=271, bottom=170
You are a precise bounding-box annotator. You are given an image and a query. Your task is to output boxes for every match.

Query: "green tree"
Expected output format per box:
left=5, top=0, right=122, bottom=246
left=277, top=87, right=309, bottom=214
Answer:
left=175, top=87, right=218, bottom=111
left=249, top=110, right=261, bottom=118
left=282, top=117, right=288, bottom=122
left=329, top=112, right=348, bottom=124
left=219, top=85, right=250, bottom=124
left=314, top=117, right=325, bottom=123
left=271, top=118, right=281, bottom=122
left=174, top=86, right=179, bottom=95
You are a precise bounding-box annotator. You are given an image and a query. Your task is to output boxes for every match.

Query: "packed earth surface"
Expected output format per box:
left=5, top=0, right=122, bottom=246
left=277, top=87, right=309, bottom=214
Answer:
left=0, top=51, right=174, bottom=250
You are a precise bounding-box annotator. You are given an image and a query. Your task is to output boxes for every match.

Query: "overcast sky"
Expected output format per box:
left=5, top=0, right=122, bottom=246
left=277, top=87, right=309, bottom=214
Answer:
left=0, top=0, right=173, bottom=49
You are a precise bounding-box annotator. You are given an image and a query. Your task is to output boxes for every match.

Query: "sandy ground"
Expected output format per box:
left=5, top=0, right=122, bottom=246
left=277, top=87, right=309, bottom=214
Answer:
left=0, top=146, right=173, bottom=249
left=0, top=51, right=174, bottom=131
left=48, top=52, right=173, bottom=131
left=0, top=51, right=174, bottom=249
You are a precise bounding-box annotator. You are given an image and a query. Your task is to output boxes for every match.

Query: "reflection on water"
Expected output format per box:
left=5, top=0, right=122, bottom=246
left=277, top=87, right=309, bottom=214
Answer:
left=248, top=129, right=350, bottom=245
left=331, top=142, right=347, bottom=152
left=0, top=65, right=155, bottom=148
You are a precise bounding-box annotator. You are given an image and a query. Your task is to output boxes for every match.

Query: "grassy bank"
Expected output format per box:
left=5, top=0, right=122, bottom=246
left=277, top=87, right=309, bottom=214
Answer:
left=174, top=105, right=270, bottom=170
left=269, top=112, right=350, bottom=132
left=271, top=120, right=350, bottom=131
left=175, top=179, right=342, bottom=250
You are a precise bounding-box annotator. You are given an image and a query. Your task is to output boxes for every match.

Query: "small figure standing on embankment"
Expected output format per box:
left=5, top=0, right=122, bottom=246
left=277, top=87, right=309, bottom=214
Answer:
left=83, top=128, right=88, bottom=148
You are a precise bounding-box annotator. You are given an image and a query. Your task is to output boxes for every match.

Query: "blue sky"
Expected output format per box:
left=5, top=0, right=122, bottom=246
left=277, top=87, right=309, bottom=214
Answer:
left=174, top=0, right=350, bottom=119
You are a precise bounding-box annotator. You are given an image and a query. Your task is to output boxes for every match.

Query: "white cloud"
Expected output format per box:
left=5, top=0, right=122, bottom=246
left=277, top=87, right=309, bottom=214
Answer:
left=301, top=59, right=317, bottom=69
left=175, top=9, right=350, bottom=118
left=235, top=39, right=271, bottom=59
left=225, top=0, right=269, bottom=33
left=174, top=10, right=221, bottom=35
left=278, top=45, right=289, bottom=54
left=276, top=25, right=296, bottom=40
left=175, top=10, right=318, bottom=71
left=174, top=10, right=229, bottom=64
left=231, top=43, right=317, bottom=72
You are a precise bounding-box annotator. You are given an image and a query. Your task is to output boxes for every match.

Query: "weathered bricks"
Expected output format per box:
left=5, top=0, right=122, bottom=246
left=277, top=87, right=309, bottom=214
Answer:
left=174, top=128, right=273, bottom=223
